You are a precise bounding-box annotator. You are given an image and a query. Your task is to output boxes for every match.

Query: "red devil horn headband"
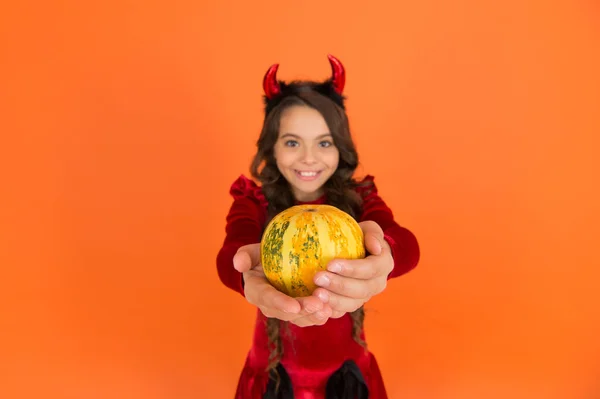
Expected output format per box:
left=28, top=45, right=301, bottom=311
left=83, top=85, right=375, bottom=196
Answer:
left=262, top=54, right=346, bottom=99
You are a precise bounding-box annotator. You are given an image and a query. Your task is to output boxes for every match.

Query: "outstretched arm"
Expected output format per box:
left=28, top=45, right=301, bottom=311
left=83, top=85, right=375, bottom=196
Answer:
left=359, top=187, right=420, bottom=279
left=311, top=177, right=420, bottom=314
left=216, top=195, right=265, bottom=296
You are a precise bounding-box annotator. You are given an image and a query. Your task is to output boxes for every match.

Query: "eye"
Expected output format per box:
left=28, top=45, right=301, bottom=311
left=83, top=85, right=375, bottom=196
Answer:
left=284, top=140, right=299, bottom=147
left=319, top=140, right=334, bottom=148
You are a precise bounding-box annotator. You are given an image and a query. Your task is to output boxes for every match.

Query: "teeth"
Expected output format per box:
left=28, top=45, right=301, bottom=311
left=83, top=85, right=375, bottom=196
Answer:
left=299, top=171, right=317, bottom=177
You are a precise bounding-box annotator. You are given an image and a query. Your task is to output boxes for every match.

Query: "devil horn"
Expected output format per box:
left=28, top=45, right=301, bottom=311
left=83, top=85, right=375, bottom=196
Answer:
left=263, top=63, right=281, bottom=99
left=327, top=54, right=345, bottom=94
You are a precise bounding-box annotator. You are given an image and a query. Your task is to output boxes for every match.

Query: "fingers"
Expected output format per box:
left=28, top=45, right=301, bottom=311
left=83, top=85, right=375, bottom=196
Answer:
left=295, top=310, right=331, bottom=326
left=233, top=243, right=261, bottom=272
left=313, top=287, right=367, bottom=314
left=330, top=310, right=346, bottom=319
left=324, top=233, right=392, bottom=281
left=236, top=239, right=371, bottom=327
left=296, top=296, right=326, bottom=314
left=261, top=287, right=303, bottom=315
left=302, top=221, right=393, bottom=317
left=252, top=288, right=332, bottom=327
left=233, top=250, right=251, bottom=273
left=364, top=230, right=383, bottom=255
left=359, top=220, right=383, bottom=249
left=326, top=258, right=380, bottom=280
left=294, top=297, right=333, bottom=326
left=314, top=269, right=383, bottom=299
left=243, top=270, right=301, bottom=315
left=243, top=269, right=332, bottom=326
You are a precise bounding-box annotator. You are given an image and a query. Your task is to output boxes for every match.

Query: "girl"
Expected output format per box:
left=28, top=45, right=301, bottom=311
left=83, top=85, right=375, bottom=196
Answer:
left=216, top=54, right=420, bottom=399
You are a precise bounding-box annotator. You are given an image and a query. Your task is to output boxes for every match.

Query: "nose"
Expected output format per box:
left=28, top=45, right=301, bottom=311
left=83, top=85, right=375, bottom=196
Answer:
left=300, top=146, right=317, bottom=164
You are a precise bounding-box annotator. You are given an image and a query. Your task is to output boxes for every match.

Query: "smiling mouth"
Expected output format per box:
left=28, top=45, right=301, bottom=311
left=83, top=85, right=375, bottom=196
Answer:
left=295, top=170, right=322, bottom=180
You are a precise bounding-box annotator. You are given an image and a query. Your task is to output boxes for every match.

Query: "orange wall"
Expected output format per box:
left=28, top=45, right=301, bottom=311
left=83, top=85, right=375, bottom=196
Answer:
left=1, top=1, right=599, bottom=398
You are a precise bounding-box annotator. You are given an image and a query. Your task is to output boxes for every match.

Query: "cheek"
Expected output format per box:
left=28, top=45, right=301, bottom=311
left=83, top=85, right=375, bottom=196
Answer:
left=324, top=150, right=340, bottom=169
left=274, top=148, right=294, bottom=167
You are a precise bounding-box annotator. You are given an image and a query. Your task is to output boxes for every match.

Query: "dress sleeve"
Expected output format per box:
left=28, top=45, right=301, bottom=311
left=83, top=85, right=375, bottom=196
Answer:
left=356, top=176, right=420, bottom=279
left=215, top=175, right=267, bottom=296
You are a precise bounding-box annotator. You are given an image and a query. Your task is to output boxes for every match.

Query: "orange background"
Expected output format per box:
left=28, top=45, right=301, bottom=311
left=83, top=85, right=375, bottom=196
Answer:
left=1, top=1, right=599, bottom=398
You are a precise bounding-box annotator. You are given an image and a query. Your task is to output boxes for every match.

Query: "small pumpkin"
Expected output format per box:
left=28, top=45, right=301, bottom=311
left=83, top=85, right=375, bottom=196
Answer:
left=260, top=204, right=365, bottom=297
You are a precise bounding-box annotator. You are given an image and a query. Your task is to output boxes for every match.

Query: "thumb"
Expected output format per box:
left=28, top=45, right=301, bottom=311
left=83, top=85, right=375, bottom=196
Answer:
left=233, top=243, right=261, bottom=272
left=360, top=221, right=384, bottom=256
left=364, top=231, right=383, bottom=256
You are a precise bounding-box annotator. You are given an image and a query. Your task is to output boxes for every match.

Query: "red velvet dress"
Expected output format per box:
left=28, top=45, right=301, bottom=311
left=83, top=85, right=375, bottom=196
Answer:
left=216, top=175, right=420, bottom=399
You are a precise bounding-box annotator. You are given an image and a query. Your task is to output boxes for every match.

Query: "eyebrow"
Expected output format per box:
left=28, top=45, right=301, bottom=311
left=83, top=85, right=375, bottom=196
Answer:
left=280, top=133, right=332, bottom=139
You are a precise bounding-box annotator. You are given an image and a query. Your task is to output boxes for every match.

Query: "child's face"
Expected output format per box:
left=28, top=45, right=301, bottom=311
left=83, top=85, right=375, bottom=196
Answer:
left=274, top=105, right=339, bottom=202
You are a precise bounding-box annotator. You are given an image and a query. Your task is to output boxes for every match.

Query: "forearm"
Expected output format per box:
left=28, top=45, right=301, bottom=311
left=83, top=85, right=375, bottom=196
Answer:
left=383, top=223, right=420, bottom=279
left=359, top=193, right=420, bottom=279
left=216, top=242, right=246, bottom=296
left=216, top=197, right=264, bottom=296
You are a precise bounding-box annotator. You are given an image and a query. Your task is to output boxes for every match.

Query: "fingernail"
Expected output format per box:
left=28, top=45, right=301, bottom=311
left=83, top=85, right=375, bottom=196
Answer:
left=317, top=291, right=329, bottom=303
left=371, top=239, right=382, bottom=255
left=315, top=275, right=330, bottom=287
left=327, top=262, right=342, bottom=273
left=315, top=311, right=327, bottom=320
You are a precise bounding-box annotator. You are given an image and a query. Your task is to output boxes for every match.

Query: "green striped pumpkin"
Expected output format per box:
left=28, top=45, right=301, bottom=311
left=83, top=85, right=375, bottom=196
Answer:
left=260, top=204, right=365, bottom=297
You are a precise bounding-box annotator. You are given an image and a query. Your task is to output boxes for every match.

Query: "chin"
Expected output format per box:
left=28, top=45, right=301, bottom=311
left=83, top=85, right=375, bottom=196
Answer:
left=294, top=179, right=330, bottom=200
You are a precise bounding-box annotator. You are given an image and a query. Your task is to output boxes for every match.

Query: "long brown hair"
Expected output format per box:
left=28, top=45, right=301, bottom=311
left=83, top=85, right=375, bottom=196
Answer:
left=250, top=89, right=369, bottom=383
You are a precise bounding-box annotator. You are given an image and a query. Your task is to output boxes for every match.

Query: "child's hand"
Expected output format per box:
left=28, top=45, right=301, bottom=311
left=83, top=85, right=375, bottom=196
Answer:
left=233, top=243, right=333, bottom=327
left=312, top=221, right=394, bottom=315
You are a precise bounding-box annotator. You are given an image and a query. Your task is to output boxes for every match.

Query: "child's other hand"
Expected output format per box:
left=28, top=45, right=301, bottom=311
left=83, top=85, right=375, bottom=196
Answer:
left=233, top=243, right=333, bottom=327
left=312, top=221, right=393, bottom=315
